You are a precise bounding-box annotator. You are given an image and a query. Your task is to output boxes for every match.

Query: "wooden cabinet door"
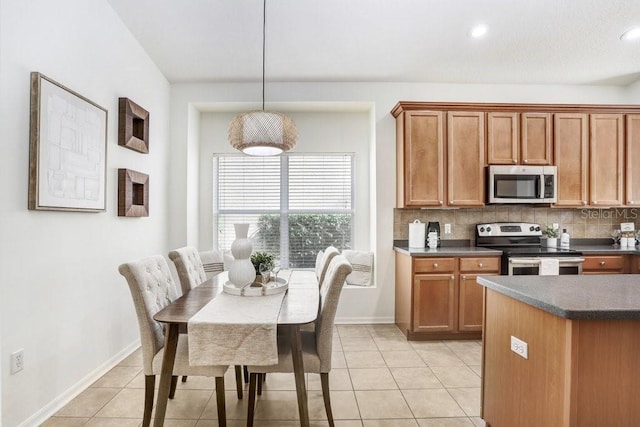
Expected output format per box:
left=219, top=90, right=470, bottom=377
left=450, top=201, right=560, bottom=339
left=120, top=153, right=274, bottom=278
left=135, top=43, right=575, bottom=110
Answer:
left=626, top=114, right=640, bottom=206
left=521, top=113, right=552, bottom=165
left=397, top=111, right=445, bottom=207
left=447, top=112, right=485, bottom=206
left=459, top=273, right=492, bottom=332
left=590, top=114, right=624, bottom=206
left=487, top=112, right=518, bottom=165
left=554, top=113, right=589, bottom=207
left=413, top=274, right=456, bottom=332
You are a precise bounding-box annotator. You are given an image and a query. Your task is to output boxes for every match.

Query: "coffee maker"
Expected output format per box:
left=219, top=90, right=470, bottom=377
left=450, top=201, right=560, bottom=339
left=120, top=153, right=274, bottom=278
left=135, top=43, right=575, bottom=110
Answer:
left=426, top=222, right=441, bottom=247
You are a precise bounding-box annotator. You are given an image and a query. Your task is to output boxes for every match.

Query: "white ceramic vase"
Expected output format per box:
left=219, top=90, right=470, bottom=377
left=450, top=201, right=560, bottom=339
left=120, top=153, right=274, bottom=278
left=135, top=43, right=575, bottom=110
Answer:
left=228, top=223, right=256, bottom=287
left=546, top=237, right=558, bottom=247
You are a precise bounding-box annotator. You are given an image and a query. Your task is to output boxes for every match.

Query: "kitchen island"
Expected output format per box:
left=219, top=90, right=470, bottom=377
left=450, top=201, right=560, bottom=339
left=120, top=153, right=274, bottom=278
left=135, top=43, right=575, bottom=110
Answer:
left=477, top=275, right=640, bottom=427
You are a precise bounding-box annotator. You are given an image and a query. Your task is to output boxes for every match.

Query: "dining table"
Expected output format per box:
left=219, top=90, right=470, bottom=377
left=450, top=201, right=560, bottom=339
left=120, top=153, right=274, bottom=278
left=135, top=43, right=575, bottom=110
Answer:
left=152, top=269, right=319, bottom=427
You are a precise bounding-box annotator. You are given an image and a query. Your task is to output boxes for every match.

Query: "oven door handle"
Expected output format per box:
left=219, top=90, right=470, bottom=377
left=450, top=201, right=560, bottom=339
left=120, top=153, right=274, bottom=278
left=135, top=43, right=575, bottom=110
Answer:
left=509, top=257, right=585, bottom=266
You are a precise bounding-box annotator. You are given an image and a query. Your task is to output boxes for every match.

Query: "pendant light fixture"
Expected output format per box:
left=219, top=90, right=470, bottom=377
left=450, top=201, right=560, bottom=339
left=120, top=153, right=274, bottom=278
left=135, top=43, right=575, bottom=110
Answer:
left=228, top=0, right=297, bottom=156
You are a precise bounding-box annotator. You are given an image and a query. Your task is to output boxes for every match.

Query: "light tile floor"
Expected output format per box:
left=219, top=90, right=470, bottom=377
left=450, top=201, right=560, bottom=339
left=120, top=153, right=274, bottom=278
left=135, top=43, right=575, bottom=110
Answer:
left=42, top=324, right=486, bottom=427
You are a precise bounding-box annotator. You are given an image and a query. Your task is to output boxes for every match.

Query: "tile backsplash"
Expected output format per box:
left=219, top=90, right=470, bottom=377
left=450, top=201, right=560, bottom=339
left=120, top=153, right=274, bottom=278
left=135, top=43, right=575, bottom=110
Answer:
left=394, top=206, right=640, bottom=242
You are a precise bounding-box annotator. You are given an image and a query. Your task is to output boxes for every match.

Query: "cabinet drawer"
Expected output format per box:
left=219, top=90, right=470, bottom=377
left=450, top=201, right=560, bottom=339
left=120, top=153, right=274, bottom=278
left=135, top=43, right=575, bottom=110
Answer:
left=414, top=258, right=456, bottom=273
left=460, top=257, right=500, bottom=273
left=583, top=255, right=625, bottom=272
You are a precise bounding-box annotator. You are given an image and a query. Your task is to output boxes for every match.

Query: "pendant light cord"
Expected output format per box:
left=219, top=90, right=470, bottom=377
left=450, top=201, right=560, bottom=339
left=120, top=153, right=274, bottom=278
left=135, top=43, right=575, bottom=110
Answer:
left=262, top=0, right=266, bottom=111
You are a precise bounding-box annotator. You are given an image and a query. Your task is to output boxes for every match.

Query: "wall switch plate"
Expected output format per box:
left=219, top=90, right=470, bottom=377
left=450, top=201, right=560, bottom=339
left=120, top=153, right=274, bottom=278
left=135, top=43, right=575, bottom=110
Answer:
left=10, top=349, right=24, bottom=374
left=553, top=223, right=559, bottom=230
left=444, top=223, right=451, bottom=234
left=510, top=336, right=528, bottom=359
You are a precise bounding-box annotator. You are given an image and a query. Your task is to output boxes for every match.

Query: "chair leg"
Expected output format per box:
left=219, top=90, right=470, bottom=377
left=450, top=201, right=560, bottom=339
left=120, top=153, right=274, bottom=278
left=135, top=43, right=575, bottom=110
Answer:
left=234, top=365, right=243, bottom=399
left=248, top=373, right=258, bottom=427
left=257, top=373, right=263, bottom=395
left=143, top=375, right=155, bottom=427
left=182, top=375, right=188, bottom=383
left=215, top=376, right=226, bottom=427
left=244, top=365, right=249, bottom=383
left=169, top=375, right=178, bottom=399
left=321, top=372, right=335, bottom=427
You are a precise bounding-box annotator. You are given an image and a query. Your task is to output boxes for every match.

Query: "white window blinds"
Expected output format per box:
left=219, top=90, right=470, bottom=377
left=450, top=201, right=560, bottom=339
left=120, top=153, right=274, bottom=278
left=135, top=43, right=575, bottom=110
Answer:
left=214, top=154, right=354, bottom=268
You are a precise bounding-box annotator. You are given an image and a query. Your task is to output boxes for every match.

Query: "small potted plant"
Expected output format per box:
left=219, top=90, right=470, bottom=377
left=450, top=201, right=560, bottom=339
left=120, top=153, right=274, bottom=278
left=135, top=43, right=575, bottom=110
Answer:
left=542, top=225, right=559, bottom=247
left=250, top=251, right=274, bottom=282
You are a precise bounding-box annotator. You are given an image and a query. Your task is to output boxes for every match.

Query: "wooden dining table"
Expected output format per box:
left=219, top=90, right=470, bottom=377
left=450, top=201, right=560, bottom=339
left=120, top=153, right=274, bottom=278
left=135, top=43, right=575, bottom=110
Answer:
left=152, top=269, right=319, bottom=426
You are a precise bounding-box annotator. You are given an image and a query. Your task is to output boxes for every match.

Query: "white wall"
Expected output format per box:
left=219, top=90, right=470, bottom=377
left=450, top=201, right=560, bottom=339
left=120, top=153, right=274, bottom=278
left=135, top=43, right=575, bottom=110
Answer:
left=171, top=81, right=630, bottom=324
left=0, top=0, right=171, bottom=425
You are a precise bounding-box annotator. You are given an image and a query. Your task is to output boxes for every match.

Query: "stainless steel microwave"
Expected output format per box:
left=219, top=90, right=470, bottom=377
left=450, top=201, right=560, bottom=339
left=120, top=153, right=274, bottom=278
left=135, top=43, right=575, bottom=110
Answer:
left=487, top=165, right=557, bottom=204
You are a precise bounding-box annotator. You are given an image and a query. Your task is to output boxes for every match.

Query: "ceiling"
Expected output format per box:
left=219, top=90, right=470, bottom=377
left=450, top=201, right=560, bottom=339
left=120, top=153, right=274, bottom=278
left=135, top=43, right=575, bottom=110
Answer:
left=107, top=0, right=640, bottom=86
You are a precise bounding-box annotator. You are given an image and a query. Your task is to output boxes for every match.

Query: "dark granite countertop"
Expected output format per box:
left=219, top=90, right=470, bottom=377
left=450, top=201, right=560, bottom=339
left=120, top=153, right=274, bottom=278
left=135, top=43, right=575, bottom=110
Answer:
left=477, top=275, right=640, bottom=320
left=571, top=244, right=640, bottom=255
left=393, top=244, right=502, bottom=257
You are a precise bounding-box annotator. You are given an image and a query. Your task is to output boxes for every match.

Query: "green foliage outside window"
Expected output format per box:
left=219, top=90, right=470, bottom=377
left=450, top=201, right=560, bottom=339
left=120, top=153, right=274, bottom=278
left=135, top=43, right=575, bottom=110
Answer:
left=255, top=213, right=351, bottom=268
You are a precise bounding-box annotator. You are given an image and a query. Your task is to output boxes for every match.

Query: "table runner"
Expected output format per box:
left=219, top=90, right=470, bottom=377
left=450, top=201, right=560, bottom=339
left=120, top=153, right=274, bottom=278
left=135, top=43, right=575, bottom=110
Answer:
left=187, top=291, right=286, bottom=366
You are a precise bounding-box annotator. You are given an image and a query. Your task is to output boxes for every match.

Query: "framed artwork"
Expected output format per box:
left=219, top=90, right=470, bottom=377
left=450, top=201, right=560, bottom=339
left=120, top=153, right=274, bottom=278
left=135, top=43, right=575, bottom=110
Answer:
left=118, top=168, right=149, bottom=217
left=118, top=97, right=149, bottom=153
left=28, top=72, right=108, bottom=212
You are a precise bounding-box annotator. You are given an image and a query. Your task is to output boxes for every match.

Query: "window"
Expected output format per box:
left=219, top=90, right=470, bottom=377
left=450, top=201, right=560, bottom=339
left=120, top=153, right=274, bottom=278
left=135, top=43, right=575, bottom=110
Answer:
left=214, top=154, right=354, bottom=268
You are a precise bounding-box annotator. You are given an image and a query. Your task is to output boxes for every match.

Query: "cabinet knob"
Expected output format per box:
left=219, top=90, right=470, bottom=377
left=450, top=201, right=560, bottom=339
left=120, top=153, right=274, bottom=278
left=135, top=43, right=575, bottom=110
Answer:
left=512, top=160, right=517, bottom=164
left=450, top=201, right=454, bottom=204
left=630, top=201, right=635, bottom=204
left=433, top=263, right=439, bottom=268
left=600, top=261, right=606, bottom=266
left=593, top=201, right=597, bottom=205
left=523, top=159, right=529, bottom=164
left=462, top=275, right=467, bottom=280
left=582, top=201, right=587, bottom=205
left=478, top=263, right=484, bottom=268
left=451, top=275, right=455, bottom=279
left=439, top=200, right=443, bottom=205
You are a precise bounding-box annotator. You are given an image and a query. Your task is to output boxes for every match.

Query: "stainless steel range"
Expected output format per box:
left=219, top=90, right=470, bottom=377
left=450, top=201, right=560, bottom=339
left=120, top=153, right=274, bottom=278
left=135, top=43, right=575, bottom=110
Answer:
left=475, top=222, right=584, bottom=275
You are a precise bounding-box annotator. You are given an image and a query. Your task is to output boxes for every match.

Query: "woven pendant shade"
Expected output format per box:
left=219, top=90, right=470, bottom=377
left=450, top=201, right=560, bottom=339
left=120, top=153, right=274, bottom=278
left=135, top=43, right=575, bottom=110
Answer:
left=228, top=110, right=297, bottom=156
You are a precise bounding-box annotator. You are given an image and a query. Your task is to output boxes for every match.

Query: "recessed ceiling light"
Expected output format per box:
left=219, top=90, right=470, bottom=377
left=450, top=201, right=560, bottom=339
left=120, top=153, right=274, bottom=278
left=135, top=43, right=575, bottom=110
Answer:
left=470, top=24, right=488, bottom=38
left=620, top=27, right=640, bottom=41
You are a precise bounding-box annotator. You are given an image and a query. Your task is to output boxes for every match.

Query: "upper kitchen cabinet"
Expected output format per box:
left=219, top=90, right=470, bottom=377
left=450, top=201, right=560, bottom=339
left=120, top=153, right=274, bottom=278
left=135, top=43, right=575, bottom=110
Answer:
left=589, top=114, right=624, bottom=206
left=447, top=111, right=485, bottom=206
left=395, top=111, right=445, bottom=207
left=487, top=112, right=552, bottom=165
left=554, top=113, right=589, bottom=207
left=626, top=114, right=640, bottom=206
left=486, top=112, right=519, bottom=164
left=521, top=113, right=552, bottom=165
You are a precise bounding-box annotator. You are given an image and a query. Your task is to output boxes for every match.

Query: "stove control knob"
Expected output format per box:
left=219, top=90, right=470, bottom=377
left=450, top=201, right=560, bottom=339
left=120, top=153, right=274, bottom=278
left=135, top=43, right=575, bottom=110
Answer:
left=479, top=227, right=485, bottom=233
left=530, top=226, right=535, bottom=231
left=486, top=226, right=492, bottom=232
left=535, top=226, right=540, bottom=231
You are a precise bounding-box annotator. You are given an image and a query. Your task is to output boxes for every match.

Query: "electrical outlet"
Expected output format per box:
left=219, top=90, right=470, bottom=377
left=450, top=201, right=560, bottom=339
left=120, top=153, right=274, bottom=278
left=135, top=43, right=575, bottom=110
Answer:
left=553, top=223, right=559, bottom=230
left=510, top=336, right=528, bottom=359
left=444, top=223, right=451, bottom=234
left=10, top=349, right=24, bottom=374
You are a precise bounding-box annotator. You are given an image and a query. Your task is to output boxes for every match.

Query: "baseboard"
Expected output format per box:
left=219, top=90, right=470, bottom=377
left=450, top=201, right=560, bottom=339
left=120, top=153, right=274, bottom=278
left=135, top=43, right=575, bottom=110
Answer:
left=334, top=316, right=395, bottom=324
left=18, top=339, right=141, bottom=427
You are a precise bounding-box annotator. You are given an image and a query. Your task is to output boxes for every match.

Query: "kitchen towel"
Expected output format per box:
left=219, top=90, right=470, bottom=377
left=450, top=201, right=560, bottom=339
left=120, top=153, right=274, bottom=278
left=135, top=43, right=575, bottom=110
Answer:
left=342, top=250, right=374, bottom=286
left=187, top=291, right=286, bottom=366
left=539, top=258, right=559, bottom=276
left=408, top=219, right=426, bottom=248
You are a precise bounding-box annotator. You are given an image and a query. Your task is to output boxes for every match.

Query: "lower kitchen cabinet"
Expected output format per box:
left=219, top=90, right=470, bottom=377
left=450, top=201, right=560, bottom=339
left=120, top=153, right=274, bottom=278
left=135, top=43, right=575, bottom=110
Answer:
left=582, top=255, right=626, bottom=274
left=395, top=252, right=500, bottom=340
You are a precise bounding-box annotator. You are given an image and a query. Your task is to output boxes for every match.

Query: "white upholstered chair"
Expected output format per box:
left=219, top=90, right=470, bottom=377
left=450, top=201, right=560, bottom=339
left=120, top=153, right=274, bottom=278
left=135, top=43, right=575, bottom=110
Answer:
left=246, top=255, right=353, bottom=427
left=168, top=247, right=245, bottom=398
left=168, top=246, right=207, bottom=295
left=118, top=255, right=228, bottom=427
left=315, top=246, right=340, bottom=287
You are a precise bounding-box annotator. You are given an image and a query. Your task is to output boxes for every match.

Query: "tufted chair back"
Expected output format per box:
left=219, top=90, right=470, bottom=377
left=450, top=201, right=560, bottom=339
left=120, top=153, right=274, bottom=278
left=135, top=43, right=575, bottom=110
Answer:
left=118, top=255, right=180, bottom=375
left=315, top=255, right=352, bottom=372
left=168, top=246, right=207, bottom=295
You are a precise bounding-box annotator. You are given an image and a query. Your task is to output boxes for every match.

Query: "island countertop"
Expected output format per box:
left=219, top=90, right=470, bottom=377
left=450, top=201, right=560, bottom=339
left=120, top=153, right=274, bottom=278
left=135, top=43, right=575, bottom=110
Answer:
left=477, top=274, right=640, bottom=320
